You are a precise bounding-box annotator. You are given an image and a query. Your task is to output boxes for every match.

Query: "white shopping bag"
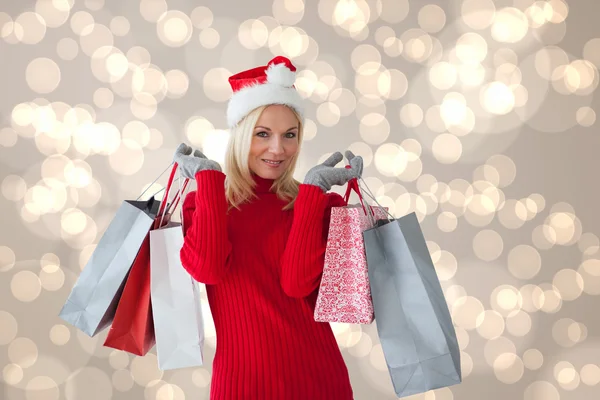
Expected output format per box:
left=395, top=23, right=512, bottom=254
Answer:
left=150, top=223, right=205, bottom=370
left=149, top=165, right=204, bottom=371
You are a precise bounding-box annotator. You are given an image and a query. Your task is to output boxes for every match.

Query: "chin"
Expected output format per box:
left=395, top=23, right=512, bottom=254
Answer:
left=255, top=168, right=285, bottom=180
left=251, top=160, right=289, bottom=180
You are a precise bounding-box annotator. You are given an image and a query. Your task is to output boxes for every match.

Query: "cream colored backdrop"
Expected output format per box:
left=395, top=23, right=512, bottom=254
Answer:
left=1, top=0, right=599, bottom=399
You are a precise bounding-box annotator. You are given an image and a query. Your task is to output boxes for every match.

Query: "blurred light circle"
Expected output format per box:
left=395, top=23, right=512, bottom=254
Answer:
left=26, top=58, right=61, bottom=94
left=157, top=10, right=193, bottom=47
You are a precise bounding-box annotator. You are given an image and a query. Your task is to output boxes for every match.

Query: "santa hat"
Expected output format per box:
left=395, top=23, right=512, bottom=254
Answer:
left=226, top=56, right=305, bottom=128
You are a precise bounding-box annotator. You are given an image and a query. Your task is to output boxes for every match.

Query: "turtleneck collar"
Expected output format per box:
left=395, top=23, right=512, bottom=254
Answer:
left=252, top=174, right=275, bottom=194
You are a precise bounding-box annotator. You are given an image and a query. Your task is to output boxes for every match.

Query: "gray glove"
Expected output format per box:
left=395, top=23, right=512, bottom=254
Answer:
left=173, top=143, right=221, bottom=179
left=344, top=150, right=363, bottom=177
left=304, top=151, right=363, bottom=192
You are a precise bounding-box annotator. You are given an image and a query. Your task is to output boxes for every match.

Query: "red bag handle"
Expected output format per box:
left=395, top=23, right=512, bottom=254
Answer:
left=342, top=165, right=368, bottom=215
left=167, top=179, right=189, bottom=213
left=154, top=163, right=190, bottom=229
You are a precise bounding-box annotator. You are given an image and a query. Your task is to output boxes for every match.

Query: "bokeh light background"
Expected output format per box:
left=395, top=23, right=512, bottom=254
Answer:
left=1, top=0, right=599, bottom=399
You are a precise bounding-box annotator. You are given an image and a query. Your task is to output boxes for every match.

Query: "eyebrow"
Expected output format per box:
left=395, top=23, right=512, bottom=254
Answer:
left=255, top=125, right=298, bottom=131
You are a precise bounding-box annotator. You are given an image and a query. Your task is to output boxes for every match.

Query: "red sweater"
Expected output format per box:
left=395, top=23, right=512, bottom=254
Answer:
left=180, top=170, right=354, bottom=400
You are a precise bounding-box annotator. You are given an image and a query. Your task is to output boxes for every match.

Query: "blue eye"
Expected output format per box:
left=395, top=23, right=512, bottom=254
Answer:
left=255, top=131, right=297, bottom=138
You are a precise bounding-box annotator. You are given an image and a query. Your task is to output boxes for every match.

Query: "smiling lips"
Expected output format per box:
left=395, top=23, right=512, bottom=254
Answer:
left=262, top=159, right=283, bottom=167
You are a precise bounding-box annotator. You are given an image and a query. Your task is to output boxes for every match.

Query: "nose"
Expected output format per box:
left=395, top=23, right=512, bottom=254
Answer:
left=268, top=136, right=285, bottom=156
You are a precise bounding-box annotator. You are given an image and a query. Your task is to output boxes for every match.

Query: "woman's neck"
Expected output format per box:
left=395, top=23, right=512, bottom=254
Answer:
left=252, top=174, right=275, bottom=193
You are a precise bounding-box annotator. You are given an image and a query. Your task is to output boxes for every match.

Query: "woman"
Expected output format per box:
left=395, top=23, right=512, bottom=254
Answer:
left=175, top=56, right=362, bottom=400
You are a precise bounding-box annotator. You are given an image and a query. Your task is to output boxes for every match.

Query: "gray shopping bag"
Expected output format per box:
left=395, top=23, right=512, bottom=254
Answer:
left=363, top=212, right=461, bottom=397
left=59, top=197, right=160, bottom=337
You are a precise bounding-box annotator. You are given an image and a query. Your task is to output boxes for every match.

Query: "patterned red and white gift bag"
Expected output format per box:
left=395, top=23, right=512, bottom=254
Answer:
left=314, top=178, right=388, bottom=324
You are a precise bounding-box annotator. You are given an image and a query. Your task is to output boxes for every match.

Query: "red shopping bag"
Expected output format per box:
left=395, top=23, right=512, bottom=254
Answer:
left=103, top=164, right=188, bottom=356
left=314, top=178, right=388, bottom=324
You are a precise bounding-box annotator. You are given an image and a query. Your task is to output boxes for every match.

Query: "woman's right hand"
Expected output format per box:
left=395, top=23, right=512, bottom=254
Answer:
left=173, top=143, right=222, bottom=179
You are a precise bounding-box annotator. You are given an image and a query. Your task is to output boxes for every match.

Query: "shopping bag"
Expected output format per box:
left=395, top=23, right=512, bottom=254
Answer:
left=103, top=164, right=182, bottom=356
left=150, top=222, right=205, bottom=370
left=59, top=196, right=160, bottom=337
left=362, top=180, right=461, bottom=397
left=314, top=178, right=388, bottom=324
left=150, top=169, right=204, bottom=370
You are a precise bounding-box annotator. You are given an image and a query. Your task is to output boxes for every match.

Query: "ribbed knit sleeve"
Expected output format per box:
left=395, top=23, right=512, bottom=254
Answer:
left=280, top=184, right=346, bottom=298
left=180, top=170, right=232, bottom=284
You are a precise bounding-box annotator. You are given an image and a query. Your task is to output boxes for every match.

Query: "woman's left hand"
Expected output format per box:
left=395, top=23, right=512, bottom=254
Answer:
left=303, top=150, right=363, bottom=192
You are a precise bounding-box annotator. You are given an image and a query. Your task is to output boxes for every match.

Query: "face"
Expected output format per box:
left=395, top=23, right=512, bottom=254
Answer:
left=248, top=104, right=300, bottom=180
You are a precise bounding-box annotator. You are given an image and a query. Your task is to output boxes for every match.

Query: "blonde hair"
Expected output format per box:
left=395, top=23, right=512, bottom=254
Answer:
left=224, top=105, right=303, bottom=211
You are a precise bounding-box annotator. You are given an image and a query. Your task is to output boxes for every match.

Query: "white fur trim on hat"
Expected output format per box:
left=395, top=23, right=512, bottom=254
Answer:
left=226, top=82, right=305, bottom=128
left=265, top=62, right=296, bottom=87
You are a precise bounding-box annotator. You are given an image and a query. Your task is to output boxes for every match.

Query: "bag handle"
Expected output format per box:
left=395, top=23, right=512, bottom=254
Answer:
left=343, top=178, right=367, bottom=212
left=357, top=176, right=396, bottom=222
left=343, top=165, right=380, bottom=226
left=155, top=163, right=190, bottom=230
left=135, top=162, right=190, bottom=214
left=136, top=163, right=173, bottom=201
left=166, top=177, right=189, bottom=216
left=177, top=167, right=190, bottom=235
left=357, top=177, right=394, bottom=263
left=154, top=164, right=177, bottom=230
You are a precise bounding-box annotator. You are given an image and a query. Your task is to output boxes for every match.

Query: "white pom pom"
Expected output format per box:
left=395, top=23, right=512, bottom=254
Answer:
left=266, top=63, right=296, bottom=87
